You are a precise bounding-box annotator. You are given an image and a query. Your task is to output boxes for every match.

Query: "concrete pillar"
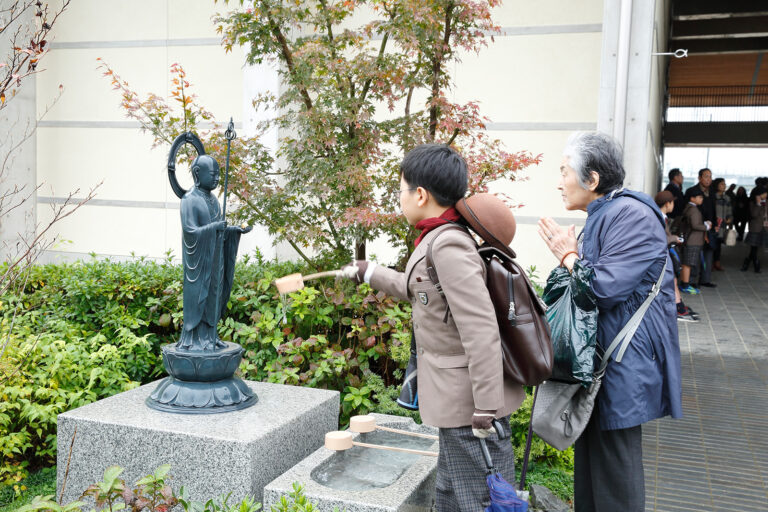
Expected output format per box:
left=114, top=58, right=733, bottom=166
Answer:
left=598, top=0, right=662, bottom=194
left=0, top=8, right=37, bottom=263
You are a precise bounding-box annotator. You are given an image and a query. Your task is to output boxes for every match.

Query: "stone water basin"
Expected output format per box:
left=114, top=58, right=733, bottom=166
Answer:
left=264, top=414, right=439, bottom=512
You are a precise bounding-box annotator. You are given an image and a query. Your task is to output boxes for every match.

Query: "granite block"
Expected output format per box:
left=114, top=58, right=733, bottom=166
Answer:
left=264, top=414, right=438, bottom=512
left=57, top=380, right=339, bottom=505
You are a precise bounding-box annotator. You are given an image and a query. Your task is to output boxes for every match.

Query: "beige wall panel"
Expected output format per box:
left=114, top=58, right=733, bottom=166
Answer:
left=37, top=49, right=167, bottom=121
left=492, top=0, right=603, bottom=27
left=164, top=46, right=245, bottom=122
left=168, top=0, right=227, bottom=39
left=452, top=34, right=602, bottom=122
left=481, top=130, right=587, bottom=220
left=36, top=128, right=173, bottom=203
left=510, top=223, right=561, bottom=279
left=36, top=204, right=172, bottom=258
left=50, top=0, right=169, bottom=42
left=164, top=208, right=184, bottom=260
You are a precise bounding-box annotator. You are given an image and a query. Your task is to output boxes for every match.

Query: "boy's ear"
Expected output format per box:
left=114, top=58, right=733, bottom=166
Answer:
left=416, top=186, right=430, bottom=207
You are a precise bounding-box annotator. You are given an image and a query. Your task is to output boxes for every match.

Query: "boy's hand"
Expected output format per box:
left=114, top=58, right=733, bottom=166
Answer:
left=471, top=409, right=496, bottom=438
left=340, top=260, right=369, bottom=283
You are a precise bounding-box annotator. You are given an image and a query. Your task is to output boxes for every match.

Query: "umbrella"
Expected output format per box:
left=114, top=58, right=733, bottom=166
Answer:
left=479, top=420, right=528, bottom=512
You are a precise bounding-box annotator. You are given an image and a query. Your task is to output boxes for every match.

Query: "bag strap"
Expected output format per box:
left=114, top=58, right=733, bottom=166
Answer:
left=425, top=224, right=471, bottom=323
left=596, top=259, right=667, bottom=376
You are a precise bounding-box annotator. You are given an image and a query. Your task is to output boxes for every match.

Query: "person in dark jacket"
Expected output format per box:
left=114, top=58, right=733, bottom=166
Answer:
left=684, top=168, right=717, bottom=288
left=741, top=186, right=768, bottom=273
left=664, top=168, right=685, bottom=218
left=538, top=132, right=682, bottom=512
left=733, top=186, right=750, bottom=241
left=679, top=190, right=710, bottom=294
left=712, top=178, right=732, bottom=271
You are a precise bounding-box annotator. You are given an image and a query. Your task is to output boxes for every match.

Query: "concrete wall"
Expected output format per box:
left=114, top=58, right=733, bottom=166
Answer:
left=34, top=0, right=269, bottom=263
left=34, top=0, right=616, bottom=277
left=0, top=7, right=37, bottom=263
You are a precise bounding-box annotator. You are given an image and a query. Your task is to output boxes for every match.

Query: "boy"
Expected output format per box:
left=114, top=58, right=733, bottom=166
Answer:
left=679, top=189, right=711, bottom=294
left=654, top=190, right=698, bottom=322
left=342, top=144, right=524, bottom=511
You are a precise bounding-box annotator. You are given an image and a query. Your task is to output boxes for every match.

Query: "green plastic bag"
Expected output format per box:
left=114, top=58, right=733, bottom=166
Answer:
left=542, top=261, right=598, bottom=385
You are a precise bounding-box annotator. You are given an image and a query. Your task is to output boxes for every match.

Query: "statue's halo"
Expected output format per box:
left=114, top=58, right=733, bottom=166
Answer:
left=167, top=132, right=206, bottom=199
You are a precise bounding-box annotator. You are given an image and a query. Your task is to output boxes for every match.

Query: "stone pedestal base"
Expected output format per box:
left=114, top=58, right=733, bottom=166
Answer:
left=57, top=380, right=339, bottom=505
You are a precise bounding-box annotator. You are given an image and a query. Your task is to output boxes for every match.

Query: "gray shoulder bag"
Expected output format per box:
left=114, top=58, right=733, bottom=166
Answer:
left=531, top=260, right=667, bottom=451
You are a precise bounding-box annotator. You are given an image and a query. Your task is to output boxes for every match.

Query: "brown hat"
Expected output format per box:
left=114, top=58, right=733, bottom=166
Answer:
left=654, top=190, right=675, bottom=207
left=455, top=194, right=516, bottom=254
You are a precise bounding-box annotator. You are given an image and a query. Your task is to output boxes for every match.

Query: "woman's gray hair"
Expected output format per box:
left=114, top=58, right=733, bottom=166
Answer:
left=563, top=132, right=625, bottom=194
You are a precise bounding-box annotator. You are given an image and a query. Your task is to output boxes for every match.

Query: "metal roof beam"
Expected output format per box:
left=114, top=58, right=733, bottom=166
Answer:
left=672, top=16, right=768, bottom=40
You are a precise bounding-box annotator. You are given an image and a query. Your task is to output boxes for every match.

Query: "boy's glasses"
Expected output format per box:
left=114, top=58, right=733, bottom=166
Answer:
left=399, top=188, right=417, bottom=195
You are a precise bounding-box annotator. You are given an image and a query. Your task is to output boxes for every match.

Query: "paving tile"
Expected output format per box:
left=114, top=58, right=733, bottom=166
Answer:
left=643, top=249, right=768, bottom=511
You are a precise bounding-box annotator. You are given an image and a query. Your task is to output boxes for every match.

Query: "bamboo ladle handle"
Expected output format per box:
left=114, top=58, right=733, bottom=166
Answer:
left=349, top=415, right=439, bottom=440
left=351, top=440, right=438, bottom=457
left=325, top=431, right=437, bottom=457
left=374, top=425, right=439, bottom=440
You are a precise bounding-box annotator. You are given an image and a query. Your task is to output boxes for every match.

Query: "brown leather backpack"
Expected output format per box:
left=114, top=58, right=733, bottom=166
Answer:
left=425, top=196, right=553, bottom=386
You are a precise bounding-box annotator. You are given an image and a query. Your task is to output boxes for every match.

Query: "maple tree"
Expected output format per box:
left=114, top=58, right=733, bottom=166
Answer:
left=104, top=0, right=540, bottom=267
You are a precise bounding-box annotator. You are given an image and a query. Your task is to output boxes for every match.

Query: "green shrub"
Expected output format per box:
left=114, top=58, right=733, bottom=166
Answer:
left=0, top=255, right=568, bottom=489
left=0, top=324, right=147, bottom=486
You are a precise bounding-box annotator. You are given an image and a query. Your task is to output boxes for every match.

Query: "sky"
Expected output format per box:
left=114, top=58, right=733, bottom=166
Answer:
left=664, top=147, right=768, bottom=190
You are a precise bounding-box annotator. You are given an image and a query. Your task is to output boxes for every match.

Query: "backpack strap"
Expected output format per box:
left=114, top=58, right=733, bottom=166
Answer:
left=425, top=225, right=471, bottom=324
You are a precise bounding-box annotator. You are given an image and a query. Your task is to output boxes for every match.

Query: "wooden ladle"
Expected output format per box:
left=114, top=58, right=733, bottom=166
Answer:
left=324, top=431, right=437, bottom=457
left=349, top=415, right=438, bottom=441
left=274, top=270, right=342, bottom=294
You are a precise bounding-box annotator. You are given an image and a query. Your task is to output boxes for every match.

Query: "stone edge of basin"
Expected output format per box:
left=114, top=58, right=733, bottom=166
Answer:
left=263, top=413, right=439, bottom=512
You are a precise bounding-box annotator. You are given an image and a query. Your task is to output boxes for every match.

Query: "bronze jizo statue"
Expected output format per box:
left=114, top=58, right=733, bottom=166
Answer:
left=146, top=126, right=258, bottom=414
left=179, top=154, right=250, bottom=351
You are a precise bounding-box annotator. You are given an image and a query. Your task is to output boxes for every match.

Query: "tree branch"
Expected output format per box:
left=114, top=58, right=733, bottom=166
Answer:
left=232, top=190, right=320, bottom=270
left=262, top=2, right=313, bottom=111
left=428, top=2, right=454, bottom=141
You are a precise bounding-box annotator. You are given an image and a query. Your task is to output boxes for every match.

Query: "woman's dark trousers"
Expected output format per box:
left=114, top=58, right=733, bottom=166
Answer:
left=574, top=407, right=645, bottom=512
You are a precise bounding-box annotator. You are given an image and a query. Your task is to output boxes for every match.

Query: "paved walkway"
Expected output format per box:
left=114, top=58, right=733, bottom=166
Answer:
left=642, top=246, right=768, bottom=512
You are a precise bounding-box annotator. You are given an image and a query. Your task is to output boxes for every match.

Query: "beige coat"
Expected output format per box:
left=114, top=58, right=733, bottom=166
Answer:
left=370, top=224, right=524, bottom=428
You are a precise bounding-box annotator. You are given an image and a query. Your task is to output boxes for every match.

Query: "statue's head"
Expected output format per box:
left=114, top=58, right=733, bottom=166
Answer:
left=191, top=155, right=220, bottom=191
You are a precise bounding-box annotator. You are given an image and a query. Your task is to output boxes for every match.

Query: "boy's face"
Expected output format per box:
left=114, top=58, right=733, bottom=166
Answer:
left=691, top=195, right=703, bottom=205
left=399, top=176, right=424, bottom=225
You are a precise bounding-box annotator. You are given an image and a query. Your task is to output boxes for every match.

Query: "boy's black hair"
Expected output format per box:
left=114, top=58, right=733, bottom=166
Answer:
left=698, top=167, right=711, bottom=178
left=668, top=168, right=681, bottom=181
left=400, top=144, right=468, bottom=207
left=689, top=188, right=704, bottom=198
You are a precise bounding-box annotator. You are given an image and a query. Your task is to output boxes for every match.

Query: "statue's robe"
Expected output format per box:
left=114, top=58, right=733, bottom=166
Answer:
left=178, top=187, right=241, bottom=351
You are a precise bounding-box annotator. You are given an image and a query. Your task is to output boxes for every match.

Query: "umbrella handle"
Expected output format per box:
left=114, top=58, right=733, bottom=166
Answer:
left=479, top=438, right=495, bottom=474
left=479, top=419, right=507, bottom=474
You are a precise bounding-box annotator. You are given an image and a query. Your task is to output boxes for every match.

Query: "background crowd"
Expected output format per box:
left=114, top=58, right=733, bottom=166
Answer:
left=657, top=168, right=768, bottom=322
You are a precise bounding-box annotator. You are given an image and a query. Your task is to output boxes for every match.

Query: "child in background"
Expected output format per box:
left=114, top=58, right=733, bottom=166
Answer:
left=680, top=189, right=711, bottom=294
left=655, top=191, right=698, bottom=321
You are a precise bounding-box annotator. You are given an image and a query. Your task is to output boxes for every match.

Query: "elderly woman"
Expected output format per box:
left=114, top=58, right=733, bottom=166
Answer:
left=537, top=132, right=682, bottom=512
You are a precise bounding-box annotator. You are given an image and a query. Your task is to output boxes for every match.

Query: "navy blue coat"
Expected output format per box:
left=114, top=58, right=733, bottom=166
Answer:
left=578, top=189, right=683, bottom=430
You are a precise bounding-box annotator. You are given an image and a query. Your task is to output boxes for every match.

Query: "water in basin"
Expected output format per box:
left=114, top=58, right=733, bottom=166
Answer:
left=311, top=429, right=437, bottom=491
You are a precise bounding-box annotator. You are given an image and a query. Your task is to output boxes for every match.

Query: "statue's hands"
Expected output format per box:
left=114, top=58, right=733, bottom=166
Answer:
left=226, top=225, right=253, bottom=234
left=213, top=221, right=227, bottom=232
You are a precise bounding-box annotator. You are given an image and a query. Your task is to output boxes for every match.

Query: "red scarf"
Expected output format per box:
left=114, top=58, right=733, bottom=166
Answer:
left=414, top=207, right=461, bottom=247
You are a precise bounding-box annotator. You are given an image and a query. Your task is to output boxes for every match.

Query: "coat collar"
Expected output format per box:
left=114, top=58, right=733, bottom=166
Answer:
left=403, top=224, right=465, bottom=292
